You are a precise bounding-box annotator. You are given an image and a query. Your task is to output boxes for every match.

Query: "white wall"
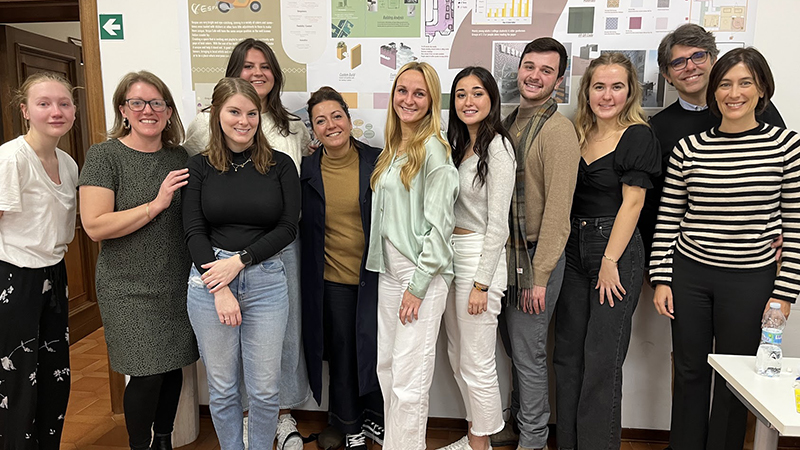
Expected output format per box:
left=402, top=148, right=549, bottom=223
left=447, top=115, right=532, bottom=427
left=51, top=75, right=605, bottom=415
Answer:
left=95, top=0, right=800, bottom=429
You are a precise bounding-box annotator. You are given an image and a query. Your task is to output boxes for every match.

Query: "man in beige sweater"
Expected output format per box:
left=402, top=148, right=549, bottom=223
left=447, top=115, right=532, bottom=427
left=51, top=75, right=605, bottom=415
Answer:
left=496, top=37, right=580, bottom=450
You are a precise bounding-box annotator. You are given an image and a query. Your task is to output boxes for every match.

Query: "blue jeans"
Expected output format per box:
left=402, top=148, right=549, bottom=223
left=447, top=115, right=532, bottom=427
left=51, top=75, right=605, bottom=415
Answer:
left=187, top=249, right=289, bottom=450
left=553, top=217, right=644, bottom=450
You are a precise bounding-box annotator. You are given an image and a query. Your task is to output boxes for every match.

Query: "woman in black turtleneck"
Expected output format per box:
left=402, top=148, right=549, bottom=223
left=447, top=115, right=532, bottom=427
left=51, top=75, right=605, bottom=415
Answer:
left=182, top=77, right=300, bottom=450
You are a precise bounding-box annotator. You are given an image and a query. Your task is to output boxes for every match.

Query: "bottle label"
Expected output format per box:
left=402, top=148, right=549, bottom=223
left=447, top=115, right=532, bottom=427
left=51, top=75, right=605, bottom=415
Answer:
left=763, top=329, right=783, bottom=345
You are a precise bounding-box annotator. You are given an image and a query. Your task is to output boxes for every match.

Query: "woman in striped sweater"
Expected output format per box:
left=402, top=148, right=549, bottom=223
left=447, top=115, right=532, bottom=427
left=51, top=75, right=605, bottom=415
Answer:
left=650, top=47, right=800, bottom=450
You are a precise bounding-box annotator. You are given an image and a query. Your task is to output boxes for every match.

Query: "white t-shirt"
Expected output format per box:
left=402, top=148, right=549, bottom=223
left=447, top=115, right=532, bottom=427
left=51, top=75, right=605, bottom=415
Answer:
left=0, top=135, right=79, bottom=268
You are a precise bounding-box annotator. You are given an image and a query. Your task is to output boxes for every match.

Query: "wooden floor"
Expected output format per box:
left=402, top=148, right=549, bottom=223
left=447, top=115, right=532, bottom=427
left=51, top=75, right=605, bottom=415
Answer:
left=61, top=328, right=669, bottom=449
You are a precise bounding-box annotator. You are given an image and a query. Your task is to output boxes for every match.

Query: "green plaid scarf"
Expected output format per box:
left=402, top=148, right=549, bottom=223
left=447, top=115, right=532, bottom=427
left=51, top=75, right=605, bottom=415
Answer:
left=502, top=98, right=558, bottom=307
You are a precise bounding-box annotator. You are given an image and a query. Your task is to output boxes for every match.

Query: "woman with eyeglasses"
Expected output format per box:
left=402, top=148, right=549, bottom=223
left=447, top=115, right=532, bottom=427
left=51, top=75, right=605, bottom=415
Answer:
left=183, top=39, right=311, bottom=449
left=78, top=71, right=199, bottom=450
left=650, top=47, right=800, bottom=450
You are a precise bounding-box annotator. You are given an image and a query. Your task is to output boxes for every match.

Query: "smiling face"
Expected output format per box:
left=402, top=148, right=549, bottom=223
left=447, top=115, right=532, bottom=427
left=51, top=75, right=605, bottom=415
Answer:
left=239, top=48, right=275, bottom=102
left=219, top=93, right=260, bottom=152
left=392, top=69, right=431, bottom=130
left=311, top=100, right=353, bottom=154
left=119, top=82, right=173, bottom=141
left=454, top=74, right=491, bottom=130
left=714, top=62, right=763, bottom=130
left=21, top=80, right=76, bottom=140
left=516, top=51, right=563, bottom=108
left=588, top=64, right=629, bottom=124
left=663, top=44, right=714, bottom=103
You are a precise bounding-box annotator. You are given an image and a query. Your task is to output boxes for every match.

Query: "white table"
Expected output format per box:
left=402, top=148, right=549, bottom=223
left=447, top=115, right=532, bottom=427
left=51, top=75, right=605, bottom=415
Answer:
left=708, top=355, right=800, bottom=450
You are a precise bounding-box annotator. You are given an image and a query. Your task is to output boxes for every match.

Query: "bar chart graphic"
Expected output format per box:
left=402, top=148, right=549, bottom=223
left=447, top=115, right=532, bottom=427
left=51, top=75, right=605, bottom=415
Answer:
left=473, top=0, right=531, bottom=24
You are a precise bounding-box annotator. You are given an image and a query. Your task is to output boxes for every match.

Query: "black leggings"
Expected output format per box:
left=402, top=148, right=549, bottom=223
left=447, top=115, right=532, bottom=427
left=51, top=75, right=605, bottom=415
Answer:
left=124, top=368, right=184, bottom=449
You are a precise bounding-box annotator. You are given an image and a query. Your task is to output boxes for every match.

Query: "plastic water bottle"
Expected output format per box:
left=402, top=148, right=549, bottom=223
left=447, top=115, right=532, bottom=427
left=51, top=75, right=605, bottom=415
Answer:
left=755, top=302, right=786, bottom=377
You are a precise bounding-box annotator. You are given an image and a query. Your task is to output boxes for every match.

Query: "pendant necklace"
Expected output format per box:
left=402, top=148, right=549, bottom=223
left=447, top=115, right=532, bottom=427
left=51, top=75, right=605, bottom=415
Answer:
left=231, top=157, right=252, bottom=172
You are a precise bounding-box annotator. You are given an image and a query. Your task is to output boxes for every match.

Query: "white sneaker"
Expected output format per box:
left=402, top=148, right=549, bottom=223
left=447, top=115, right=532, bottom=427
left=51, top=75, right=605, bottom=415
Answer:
left=242, top=416, right=249, bottom=450
left=436, top=435, right=470, bottom=450
left=276, top=414, right=304, bottom=450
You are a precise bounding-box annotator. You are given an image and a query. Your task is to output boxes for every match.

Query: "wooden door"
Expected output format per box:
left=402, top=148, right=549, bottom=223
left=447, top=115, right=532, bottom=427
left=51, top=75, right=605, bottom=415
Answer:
left=0, top=25, right=102, bottom=343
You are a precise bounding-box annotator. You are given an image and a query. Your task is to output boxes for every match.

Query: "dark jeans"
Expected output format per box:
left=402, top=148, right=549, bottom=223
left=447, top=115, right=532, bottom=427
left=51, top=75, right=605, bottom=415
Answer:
left=553, top=217, right=644, bottom=450
left=323, top=281, right=383, bottom=435
left=669, top=251, right=775, bottom=450
left=0, top=259, right=70, bottom=450
left=124, top=368, right=184, bottom=449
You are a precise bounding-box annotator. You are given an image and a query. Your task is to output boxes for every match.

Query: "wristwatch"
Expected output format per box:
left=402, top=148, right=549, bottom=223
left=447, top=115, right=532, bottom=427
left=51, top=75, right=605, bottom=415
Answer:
left=237, top=250, right=253, bottom=267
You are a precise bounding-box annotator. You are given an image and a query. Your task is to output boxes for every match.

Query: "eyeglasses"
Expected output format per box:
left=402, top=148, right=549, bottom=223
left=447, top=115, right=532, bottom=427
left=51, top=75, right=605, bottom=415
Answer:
left=125, top=98, right=169, bottom=112
left=668, top=51, right=710, bottom=71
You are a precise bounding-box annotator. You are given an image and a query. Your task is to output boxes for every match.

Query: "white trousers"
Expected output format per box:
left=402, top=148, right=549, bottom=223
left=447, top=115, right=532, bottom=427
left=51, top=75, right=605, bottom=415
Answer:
left=443, top=232, right=506, bottom=436
left=377, top=241, right=449, bottom=450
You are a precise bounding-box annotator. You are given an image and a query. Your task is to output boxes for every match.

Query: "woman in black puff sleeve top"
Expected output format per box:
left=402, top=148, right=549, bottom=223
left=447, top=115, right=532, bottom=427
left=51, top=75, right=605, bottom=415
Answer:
left=182, top=77, right=300, bottom=450
left=552, top=53, right=660, bottom=450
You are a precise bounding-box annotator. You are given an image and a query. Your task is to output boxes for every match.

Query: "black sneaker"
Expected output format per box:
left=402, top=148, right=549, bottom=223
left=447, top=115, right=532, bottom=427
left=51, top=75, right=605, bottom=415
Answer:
left=362, top=419, right=384, bottom=445
left=345, top=432, right=368, bottom=450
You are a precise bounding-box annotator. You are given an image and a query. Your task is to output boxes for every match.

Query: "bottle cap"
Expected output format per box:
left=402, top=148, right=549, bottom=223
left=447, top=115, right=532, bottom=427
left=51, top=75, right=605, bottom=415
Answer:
left=771, top=302, right=781, bottom=309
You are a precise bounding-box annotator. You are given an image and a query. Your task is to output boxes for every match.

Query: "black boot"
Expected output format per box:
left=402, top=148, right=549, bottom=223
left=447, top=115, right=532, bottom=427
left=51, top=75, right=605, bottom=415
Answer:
left=150, top=433, right=173, bottom=450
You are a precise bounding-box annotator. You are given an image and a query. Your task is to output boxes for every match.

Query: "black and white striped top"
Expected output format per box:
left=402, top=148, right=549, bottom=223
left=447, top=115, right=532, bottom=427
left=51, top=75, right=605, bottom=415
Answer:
left=649, top=123, right=800, bottom=302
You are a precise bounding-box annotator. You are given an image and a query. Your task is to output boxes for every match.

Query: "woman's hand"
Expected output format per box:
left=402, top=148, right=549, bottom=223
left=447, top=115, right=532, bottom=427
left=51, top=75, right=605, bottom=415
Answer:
left=653, top=284, right=674, bottom=319
left=596, top=257, right=626, bottom=307
left=201, top=255, right=246, bottom=293
left=764, top=298, right=792, bottom=319
left=214, top=286, right=241, bottom=327
left=150, top=168, right=189, bottom=216
left=399, top=289, right=422, bottom=325
left=468, top=287, right=488, bottom=315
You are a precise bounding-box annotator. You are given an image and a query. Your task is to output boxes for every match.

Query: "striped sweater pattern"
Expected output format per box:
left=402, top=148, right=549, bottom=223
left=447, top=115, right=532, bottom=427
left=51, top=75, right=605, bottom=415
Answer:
left=649, top=124, right=800, bottom=302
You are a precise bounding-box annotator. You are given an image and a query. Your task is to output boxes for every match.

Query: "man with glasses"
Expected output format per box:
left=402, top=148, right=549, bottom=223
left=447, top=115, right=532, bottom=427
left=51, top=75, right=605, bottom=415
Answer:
left=638, top=23, right=786, bottom=254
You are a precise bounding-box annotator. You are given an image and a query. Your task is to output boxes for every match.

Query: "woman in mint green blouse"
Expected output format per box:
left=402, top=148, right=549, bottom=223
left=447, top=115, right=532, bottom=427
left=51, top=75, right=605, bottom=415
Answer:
left=365, top=61, right=459, bottom=450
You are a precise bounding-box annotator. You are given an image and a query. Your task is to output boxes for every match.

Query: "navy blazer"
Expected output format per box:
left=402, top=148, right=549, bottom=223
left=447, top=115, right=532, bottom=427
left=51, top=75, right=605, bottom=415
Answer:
left=299, top=139, right=381, bottom=405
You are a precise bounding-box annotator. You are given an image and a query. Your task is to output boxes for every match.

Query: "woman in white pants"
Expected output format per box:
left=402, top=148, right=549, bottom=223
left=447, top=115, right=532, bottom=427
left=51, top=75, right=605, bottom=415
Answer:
left=365, top=61, right=460, bottom=450
left=439, top=67, right=516, bottom=450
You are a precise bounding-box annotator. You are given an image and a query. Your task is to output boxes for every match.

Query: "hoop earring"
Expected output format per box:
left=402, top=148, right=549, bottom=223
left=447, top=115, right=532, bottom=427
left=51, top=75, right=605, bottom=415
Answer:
left=123, top=117, right=131, bottom=129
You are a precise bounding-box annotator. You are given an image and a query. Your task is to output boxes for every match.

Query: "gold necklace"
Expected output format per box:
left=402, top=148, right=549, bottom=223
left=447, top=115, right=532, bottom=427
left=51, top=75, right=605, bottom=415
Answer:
left=231, top=157, right=252, bottom=172
left=512, top=120, right=524, bottom=137
left=592, top=130, right=620, bottom=142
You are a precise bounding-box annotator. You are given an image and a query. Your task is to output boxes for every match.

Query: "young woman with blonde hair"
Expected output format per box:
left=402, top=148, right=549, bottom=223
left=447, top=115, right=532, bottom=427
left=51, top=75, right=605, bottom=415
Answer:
left=365, top=61, right=459, bottom=450
left=553, top=53, right=660, bottom=449
left=0, top=72, right=78, bottom=450
left=183, top=77, right=299, bottom=450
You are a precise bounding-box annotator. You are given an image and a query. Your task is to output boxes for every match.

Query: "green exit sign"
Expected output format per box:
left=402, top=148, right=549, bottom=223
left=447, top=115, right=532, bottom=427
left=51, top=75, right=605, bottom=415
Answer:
left=99, top=14, right=124, bottom=40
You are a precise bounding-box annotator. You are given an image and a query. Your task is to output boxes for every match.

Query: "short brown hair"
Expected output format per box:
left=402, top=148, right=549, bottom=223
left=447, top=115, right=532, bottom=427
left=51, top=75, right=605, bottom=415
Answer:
left=657, top=24, right=719, bottom=75
left=108, top=71, right=184, bottom=147
left=707, top=47, right=774, bottom=118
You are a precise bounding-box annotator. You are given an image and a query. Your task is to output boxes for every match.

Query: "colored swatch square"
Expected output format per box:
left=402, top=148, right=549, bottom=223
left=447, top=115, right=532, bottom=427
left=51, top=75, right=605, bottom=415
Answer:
left=373, top=93, right=390, bottom=109
left=607, top=0, right=620, bottom=7
left=606, top=17, right=619, bottom=30
left=341, top=92, right=358, bottom=109
left=629, top=16, right=642, bottom=29
left=630, top=0, right=643, bottom=7
left=568, top=7, right=595, bottom=34
left=658, top=0, right=670, bottom=7
left=656, top=17, right=669, bottom=30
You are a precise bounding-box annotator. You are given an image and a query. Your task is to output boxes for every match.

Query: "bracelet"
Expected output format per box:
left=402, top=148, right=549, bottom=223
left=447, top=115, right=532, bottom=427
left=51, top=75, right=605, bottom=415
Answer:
left=145, top=202, right=152, bottom=221
left=603, top=254, right=618, bottom=265
left=473, top=281, right=489, bottom=292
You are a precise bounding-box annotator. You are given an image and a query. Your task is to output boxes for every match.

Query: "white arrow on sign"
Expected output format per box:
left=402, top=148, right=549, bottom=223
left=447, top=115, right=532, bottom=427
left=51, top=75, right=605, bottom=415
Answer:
left=103, top=18, right=121, bottom=36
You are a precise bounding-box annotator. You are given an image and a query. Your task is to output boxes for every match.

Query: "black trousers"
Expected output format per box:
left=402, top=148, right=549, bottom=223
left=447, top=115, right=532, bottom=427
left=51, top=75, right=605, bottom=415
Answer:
left=668, top=251, right=775, bottom=450
left=124, top=368, right=184, bottom=449
left=322, top=281, right=383, bottom=435
left=0, top=260, right=70, bottom=450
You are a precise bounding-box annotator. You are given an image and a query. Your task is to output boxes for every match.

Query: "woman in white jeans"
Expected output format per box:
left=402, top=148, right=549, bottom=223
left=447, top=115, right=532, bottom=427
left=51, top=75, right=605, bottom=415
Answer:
left=439, top=67, right=516, bottom=450
left=365, top=61, right=459, bottom=450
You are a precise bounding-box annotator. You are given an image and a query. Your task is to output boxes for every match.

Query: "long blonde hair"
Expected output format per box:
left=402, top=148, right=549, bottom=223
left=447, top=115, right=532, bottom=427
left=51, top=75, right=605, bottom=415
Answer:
left=371, top=62, right=449, bottom=190
left=108, top=71, right=185, bottom=147
left=574, top=53, right=648, bottom=148
left=205, top=77, right=275, bottom=174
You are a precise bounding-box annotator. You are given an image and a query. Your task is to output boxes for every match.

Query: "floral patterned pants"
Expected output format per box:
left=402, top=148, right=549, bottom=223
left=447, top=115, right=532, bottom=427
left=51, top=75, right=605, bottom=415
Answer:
left=0, top=259, right=70, bottom=450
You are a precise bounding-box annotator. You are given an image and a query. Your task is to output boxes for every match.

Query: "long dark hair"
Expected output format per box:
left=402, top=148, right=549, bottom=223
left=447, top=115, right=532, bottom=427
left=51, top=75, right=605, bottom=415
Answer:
left=225, top=38, right=299, bottom=137
left=447, top=66, right=513, bottom=187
